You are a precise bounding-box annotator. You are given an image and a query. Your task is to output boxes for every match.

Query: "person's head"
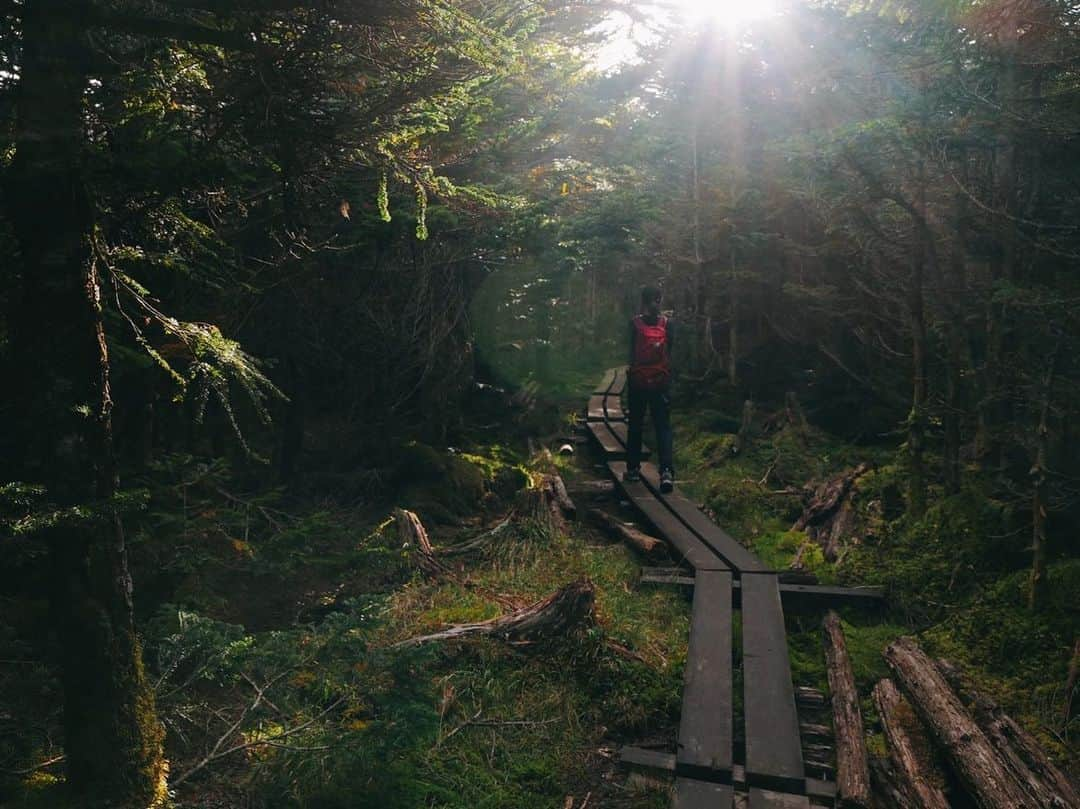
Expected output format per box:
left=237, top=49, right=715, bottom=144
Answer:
left=641, top=285, right=663, bottom=317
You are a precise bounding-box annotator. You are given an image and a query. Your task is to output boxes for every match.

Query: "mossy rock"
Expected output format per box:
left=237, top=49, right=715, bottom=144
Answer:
left=394, top=442, right=486, bottom=524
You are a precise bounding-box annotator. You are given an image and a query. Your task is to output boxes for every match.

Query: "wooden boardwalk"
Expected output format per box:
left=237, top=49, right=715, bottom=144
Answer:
left=584, top=368, right=880, bottom=808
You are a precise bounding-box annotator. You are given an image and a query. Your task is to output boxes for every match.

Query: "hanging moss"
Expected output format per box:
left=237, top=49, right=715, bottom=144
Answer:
left=414, top=181, right=428, bottom=241
left=377, top=172, right=391, bottom=222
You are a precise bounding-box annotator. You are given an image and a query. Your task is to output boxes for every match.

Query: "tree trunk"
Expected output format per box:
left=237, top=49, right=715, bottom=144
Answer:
left=872, top=679, right=950, bottom=809
left=6, top=3, right=166, bottom=804
left=1030, top=347, right=1058, bottom=610
left=822, top=612, right=872, bottom=808
left=884, top=637, right=1032, bottom=808
left=936, top=659, right=1080, bottom=808
left=907, top=154, right=929, bottom=517
left=943, top=144, right=968, bottom=495
left=1065, top=639, right=1080, bottom=729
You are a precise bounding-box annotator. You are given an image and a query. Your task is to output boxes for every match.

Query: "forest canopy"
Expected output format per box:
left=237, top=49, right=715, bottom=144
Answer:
left=1, top=0, right=1078, bottom=806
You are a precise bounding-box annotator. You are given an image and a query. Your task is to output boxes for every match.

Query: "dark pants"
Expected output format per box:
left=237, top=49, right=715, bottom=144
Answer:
left=626, top=385, right=674, bottom=473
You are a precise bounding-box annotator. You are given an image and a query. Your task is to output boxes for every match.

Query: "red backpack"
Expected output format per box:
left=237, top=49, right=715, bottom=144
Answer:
left=629, top=315, right=671, bottom=390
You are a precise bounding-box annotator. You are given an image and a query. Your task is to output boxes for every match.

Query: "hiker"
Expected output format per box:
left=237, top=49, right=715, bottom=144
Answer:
left=624, top=285, right=675, bottom=492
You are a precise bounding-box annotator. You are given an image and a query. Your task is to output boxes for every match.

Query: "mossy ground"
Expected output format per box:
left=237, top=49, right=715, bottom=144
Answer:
left=4, top=377, right=1077, bottom=806
left=673, top=396, right=1079, bottom=781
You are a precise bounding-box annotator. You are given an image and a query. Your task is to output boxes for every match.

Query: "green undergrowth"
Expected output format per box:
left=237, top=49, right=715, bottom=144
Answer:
left=2, top=437, right=684, bottom=808
left=672, top=398, right=1079, bottom=776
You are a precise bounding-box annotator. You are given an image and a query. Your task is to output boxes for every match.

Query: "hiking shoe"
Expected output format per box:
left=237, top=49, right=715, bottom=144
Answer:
left=660, top=469, right=674, bottom=493
left=623, top=467, right=641, bottom=483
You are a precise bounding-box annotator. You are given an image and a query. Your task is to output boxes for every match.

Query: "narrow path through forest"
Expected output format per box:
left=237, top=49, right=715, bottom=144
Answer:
left=585, top=369, right=881, bottom=808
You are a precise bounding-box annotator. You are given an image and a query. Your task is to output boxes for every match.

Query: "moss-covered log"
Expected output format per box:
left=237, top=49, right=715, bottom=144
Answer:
left=872, top=678, right=949, bottom=809
left=823, top=611, right=872, bottom=808
left=936, top=659, right=1080, bottom=808
left=884, top=637, right=1031, bottom=808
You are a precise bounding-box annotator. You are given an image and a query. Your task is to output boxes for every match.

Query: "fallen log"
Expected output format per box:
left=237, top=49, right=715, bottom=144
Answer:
left=395, top=508, right=447, bottom=577
left=823, top=611, right=872, bottom=808
left=884, top=637, right=1032, bottom=808
left=566, top=479, right=616, bottom=496
left=394, top=580, right=596, bottom=648
left=548, top=474, right=577, bottom=519
left=868, top=755, right=921, bottom=809
left=871, top=678, right=949, bottom=809
left=793, top=463, right=871, bottom=561
left=936, top=658, right=1080, bottom=808
left=588, top=508, right=668, bottom=561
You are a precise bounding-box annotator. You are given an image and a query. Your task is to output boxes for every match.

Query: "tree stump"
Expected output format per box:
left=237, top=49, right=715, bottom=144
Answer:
left=394, top=580, right=596, bottom=648
left=395, top=508, right=447, bottom=577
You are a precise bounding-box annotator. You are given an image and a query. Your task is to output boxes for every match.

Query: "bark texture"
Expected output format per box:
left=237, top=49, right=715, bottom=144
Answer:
left=884, top=637, right=1032, bottom=808
left=936, top=658, right=1080, bottom=808
left=872, top=678, right=950, bottom=809
left=822, top=611, right=872, bottom=808
left=395, top=508, right=448, bottom=577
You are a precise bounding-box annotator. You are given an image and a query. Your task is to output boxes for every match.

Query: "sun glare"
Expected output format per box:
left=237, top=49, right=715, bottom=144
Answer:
left=592, top=0, right=783, bottom=71
left=672, top=0, right=779, bottom=26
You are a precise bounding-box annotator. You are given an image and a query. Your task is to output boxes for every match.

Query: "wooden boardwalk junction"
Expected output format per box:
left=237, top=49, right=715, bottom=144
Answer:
left=584, top=369, right=884, bottom=808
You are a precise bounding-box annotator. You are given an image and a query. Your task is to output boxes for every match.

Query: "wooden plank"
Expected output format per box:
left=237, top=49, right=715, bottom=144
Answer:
left=748, top=788, right=810, bottom=809
left=637, top=463, right=768, bottom=573
left=675, top=777, right=734, bottom=809
left=609, top=461, right=728, bottom=571
left=678, top=571, right=733, bottom=782
left=641, top=573, right=885, bottom=611
left=590, top=420, right=646, bottom=457
left=586, top=421, right=623, bottom=455
left=742, top=573, right=805, bottom=796
left=594, top=368, right=617, bottom=394
left=587, top=394, right=606, bottom=421
left=619, top=746, right=836, bottom=801
left=586, top=421, right=647, bottom=458
left=609, top=366, right=627, bottom=395
left=604, top=393, right=625, bottom=421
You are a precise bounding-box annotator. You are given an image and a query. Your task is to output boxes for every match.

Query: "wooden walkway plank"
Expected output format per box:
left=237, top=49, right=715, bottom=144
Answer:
left=609, top=461, right=728, bottom=571
left=609, top=366, right=626, bottom=395
left=587, top=394, right=607, bottom=421
left=586, top=421, right=624, bottom=456
left=678, top=571, right=733, bottom=781
left=742, top=573, right=805, bottom=796
left=636, top=464, right=768, bottom=574
left=587, top=420, right=647, bottom=459
left=675, top=778, right=734, bottom=808
left=594, top=368, right=617, bottom=394
left=604, top=393, right=625, bottom=421
left=639, top=571, right=885, bottom=611
left=748, top=788, right=810, bottom=808
left=619, top=747, right=836, bottom=802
